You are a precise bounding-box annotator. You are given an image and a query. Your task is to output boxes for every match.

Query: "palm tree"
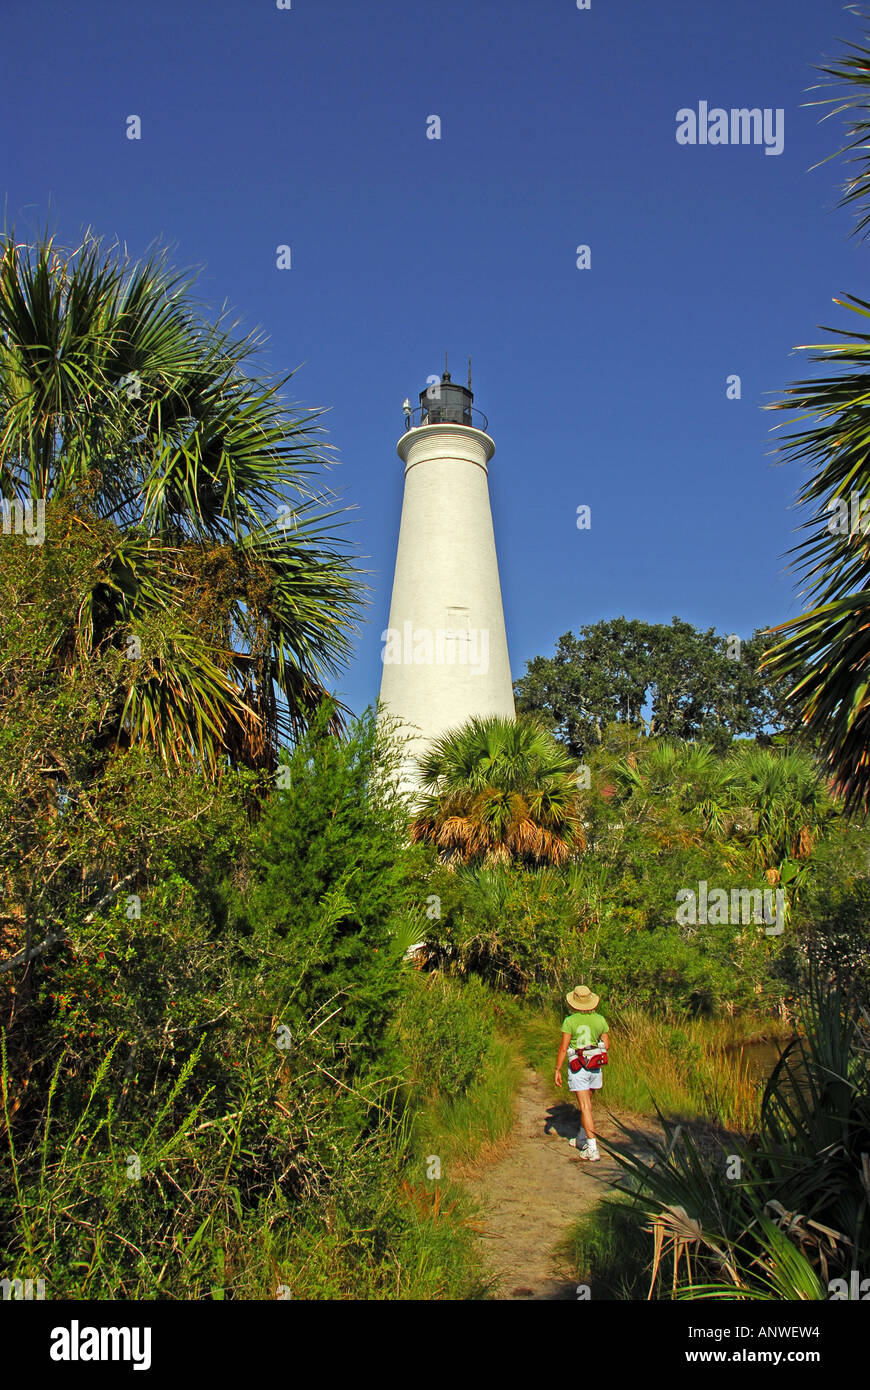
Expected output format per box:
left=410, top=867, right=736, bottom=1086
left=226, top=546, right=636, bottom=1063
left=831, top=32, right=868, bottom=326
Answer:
left=612, top=741, right=735, bottom=845
left=763, top=24, right=870, bottom=813
left=763, top=293, right=870, bottom=814
left=0, top=232, right=363, bottom=772
left=727, top=745, right=832, bottom=871
left=608, top=740, right=832, bottom=874
left=408, top=714, right=586, bottom=866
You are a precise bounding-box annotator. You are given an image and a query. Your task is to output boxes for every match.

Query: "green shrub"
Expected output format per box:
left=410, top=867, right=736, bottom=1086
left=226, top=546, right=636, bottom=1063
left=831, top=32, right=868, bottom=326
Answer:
left=422, top=855, right=788, bottom=1015
left=0, top=699, right=480, bottom=1300
left=227, top=703, right=432, bottom=1084
left=397, top=973, right=495, bottom=1097
left=423, top=864, right=585, bottom=993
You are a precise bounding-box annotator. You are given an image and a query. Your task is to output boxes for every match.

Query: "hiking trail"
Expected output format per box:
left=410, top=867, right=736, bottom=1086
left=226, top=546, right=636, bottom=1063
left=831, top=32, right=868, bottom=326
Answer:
left=459, top=1064, right=657, bottom=1300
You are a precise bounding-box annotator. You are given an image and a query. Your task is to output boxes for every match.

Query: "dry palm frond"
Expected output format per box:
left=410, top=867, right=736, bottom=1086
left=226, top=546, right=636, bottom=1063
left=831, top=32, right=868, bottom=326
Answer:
left=762, top=1199, right=852, bottom=1283
left=645, top=1204, right=744, bottom=1299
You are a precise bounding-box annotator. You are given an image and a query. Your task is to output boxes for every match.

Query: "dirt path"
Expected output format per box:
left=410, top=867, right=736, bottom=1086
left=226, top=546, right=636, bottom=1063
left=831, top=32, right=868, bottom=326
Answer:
left=461, top=1065, right=657, bottom=1300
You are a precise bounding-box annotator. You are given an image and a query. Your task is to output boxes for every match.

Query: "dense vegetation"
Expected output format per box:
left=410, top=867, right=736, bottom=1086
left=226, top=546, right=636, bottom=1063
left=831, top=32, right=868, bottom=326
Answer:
left=0, top=635, right=505, bottom=1296
left=6, top=14, right=870, bottom=1297
left=7, top=591, right=862, bottom=1299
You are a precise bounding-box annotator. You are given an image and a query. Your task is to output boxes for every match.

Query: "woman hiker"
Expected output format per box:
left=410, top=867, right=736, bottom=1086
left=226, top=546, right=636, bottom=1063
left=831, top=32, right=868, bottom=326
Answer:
left=554, top=985, right=609, bottom=1162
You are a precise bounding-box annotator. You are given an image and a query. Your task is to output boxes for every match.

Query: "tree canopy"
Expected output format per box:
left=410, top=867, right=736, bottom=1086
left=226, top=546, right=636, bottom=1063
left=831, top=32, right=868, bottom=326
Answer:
left=515, top=617, right=789, bottom=757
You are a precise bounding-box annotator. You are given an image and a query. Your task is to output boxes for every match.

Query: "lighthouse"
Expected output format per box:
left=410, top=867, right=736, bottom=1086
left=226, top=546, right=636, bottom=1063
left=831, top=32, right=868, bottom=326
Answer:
left=379, top=365, right=515, bottom=797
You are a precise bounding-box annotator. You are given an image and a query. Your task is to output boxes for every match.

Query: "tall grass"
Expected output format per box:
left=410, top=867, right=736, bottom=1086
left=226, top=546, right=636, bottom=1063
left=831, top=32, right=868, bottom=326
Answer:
left=382, top=1002, right=524, bottom=1299
left=0, top=1041, right=493, bottom=1301
left=0, top=980, right=519, bottom=1301
left=0, top=1035, right=244, bottom=1298
left=409, top=1037, right=520, bottom=1171
left=602, top=1013, right=778, bottom=1132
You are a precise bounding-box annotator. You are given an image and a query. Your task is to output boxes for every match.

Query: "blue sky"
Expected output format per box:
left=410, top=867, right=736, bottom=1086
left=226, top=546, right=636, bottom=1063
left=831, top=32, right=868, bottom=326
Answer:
left=3, top=0, right=866, bottom=716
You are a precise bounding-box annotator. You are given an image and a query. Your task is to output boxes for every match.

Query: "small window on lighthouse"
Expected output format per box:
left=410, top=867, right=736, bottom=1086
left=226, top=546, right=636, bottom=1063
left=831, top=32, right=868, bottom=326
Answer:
left=446, top=607, right=469, bottom=641
left=444, top=607, right=471, bottom=664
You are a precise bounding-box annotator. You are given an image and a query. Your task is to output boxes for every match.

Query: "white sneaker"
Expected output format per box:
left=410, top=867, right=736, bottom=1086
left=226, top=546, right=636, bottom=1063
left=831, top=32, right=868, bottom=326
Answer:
left=574, top=1140, right=600, bottom=1162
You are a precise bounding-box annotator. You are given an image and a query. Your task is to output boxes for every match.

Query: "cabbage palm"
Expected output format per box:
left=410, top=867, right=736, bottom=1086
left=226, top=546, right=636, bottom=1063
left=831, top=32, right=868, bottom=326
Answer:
left=727, top=746, right=832, bottom=870
left=608, top=741, right=832, bottom=872
left=409, top=714, right=586, bottom=866
left=763, top=295, right=870, bottom=814
left=0, top=232, right=362, bottom=771
left=764, top=28, right=870, bottom=812
left=608, top=740, right=742, bottom=866
left=613, top=741, right=735, bottom=844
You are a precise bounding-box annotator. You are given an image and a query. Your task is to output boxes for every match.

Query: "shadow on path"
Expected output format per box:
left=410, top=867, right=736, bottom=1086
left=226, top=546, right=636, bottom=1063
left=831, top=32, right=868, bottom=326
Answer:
left=544, top=1102, right=585, bottom=1141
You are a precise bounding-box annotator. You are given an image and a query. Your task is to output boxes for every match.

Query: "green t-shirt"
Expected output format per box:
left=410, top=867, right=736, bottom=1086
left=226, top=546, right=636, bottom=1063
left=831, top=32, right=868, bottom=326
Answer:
left=561, top=1012, right=609, bottom=1051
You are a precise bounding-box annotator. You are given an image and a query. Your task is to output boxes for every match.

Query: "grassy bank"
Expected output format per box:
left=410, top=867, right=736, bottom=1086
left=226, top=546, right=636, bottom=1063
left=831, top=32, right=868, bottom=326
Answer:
left=0, top=975, right=522, bottom=1302
left=511, top=1003, right=791, bottom=1132
left=346, top=1001, right=523, bottom=1299
left=410, top=1035, right=521, bottom=1172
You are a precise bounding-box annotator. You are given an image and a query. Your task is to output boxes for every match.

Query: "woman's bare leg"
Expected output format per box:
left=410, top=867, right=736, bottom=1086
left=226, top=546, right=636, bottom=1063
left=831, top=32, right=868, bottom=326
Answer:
left=576, top=1089, right=595, bottom=1140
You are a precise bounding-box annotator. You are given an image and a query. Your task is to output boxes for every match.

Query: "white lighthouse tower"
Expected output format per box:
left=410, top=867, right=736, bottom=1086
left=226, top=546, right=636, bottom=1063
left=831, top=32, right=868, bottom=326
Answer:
left=379, top=364, right=515, bottom=798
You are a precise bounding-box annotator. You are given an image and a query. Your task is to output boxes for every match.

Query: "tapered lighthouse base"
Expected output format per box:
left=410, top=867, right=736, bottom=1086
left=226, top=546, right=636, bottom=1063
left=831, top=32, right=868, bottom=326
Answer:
left=379, top=416, right=514, bottom=801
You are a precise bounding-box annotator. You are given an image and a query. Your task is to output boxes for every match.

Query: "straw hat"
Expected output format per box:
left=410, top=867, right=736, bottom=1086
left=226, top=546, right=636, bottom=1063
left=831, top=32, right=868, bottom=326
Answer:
left=566, top=985, right=600, bottom=1012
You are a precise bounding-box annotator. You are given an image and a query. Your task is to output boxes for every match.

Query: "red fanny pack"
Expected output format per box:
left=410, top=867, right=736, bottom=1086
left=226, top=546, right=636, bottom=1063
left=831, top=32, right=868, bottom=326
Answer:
left=569, top=1047, right=608, bottom=1073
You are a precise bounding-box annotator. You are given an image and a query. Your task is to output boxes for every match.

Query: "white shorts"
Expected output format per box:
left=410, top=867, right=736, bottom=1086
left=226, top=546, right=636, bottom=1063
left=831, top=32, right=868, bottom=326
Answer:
left=567, top=1055, right=603, bottom=1091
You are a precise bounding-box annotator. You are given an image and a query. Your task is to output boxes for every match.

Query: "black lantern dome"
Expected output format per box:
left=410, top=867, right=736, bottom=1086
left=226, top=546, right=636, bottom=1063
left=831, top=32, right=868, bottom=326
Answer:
left=402, top=361, right=488, bottom=433
left=419, top=370, right=474, bottom=425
